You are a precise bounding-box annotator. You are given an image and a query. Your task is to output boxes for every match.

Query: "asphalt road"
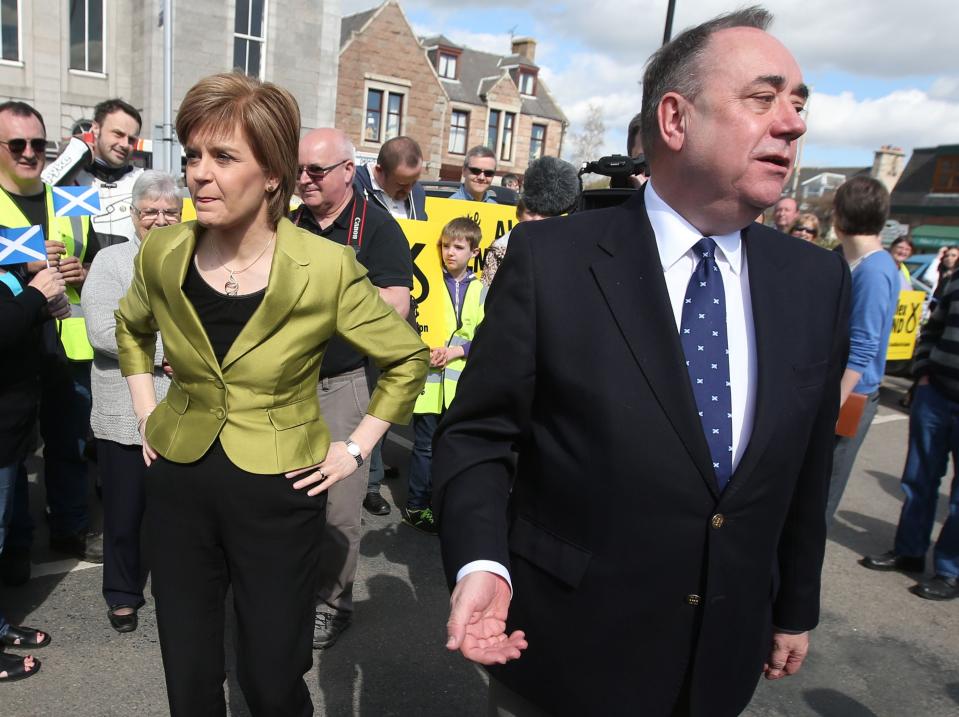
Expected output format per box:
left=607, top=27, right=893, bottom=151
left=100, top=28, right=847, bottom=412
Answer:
left=1, top=377, right=957, bottom=716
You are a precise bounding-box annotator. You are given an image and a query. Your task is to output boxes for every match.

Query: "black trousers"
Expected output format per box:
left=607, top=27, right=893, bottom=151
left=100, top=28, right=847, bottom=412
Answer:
left=99, top=439, right=147, bottom=608
left=145, top=441, right=326, bottom=717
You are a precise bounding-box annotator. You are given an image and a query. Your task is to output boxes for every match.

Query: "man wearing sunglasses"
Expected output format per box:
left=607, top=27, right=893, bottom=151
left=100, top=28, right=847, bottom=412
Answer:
left=450, top=146, right=499, bottom=203
left=73, top=99, right=144, bottom=248
left=293, top=128, right=414, bottom=650
left=0, top=102, right=104, bottom=580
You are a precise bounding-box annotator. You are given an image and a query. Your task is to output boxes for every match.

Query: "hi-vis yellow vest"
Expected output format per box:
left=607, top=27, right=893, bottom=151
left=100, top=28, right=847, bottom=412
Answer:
left=0, top=185, right=92, bottom=360
left=414, top=278, right=486, bottom=414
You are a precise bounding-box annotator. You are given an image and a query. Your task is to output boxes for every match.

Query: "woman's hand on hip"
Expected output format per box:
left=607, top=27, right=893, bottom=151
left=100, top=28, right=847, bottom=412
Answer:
left=285, top=441, right=358, bottom=496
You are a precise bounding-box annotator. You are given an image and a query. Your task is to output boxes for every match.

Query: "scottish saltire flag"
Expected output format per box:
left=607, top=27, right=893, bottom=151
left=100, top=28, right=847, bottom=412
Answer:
left=52, top=185, right=101, bottom=217
left=0, top=225, right=46, bottom=266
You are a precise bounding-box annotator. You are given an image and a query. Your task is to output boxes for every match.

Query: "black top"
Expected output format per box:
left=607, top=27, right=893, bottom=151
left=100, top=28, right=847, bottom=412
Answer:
left=291, top=190, right=413, bottom=377
left=0, top=278, right=48, bottom=463
left=183, top=259, right=265, bottom=366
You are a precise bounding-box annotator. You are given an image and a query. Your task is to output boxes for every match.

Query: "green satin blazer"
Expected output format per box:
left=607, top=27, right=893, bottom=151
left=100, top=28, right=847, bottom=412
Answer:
left=116, top=217, right=428, bottom=475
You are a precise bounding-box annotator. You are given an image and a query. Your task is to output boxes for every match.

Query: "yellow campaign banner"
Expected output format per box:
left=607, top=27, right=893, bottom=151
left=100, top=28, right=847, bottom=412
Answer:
left=399, top=197, right=516, bottom=348
left=887, top=290, right=926, bottom=361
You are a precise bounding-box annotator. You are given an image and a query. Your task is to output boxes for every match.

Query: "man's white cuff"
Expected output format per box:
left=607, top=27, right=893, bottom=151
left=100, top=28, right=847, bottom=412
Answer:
left=456, top=560, right=513, bottom=595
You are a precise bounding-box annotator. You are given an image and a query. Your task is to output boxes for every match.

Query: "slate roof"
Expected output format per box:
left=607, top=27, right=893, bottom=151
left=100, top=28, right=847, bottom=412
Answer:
left=891, top=145, right=959, bottom=213
left=420, top=36, right=566, bottom=123
left=340, top=7, right=378, bottom=50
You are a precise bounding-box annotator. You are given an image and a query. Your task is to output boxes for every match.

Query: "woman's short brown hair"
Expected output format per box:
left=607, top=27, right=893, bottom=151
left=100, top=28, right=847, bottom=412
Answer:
left=175, top=72, right=300, bottom=227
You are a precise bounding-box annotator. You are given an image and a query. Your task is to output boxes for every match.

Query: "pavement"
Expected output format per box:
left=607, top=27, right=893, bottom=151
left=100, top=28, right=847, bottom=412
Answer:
left=1, top=377, right=958, bottom=716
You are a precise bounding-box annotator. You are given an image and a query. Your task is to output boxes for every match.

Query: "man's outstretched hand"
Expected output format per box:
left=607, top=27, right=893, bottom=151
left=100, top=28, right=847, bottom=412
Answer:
left=446, top=571, right=528, bottom=665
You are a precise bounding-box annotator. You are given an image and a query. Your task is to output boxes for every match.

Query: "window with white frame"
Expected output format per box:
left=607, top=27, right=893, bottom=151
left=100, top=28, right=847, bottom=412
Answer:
left=529, top=124, right=546, bottom=161
left=438, top=52, right=458, bottom=79
left=487, top=109, right=516, bottom=162
left=448, top=110, right=469, bottom=154
left=365, top=86, right=405, bottom=143
left=1, top=0, right=20, bottom=63
left=69, top=0, right=104, bottom=73
left=234, top=0, right=267, bottom=78
left=518, top=71, right=535, bottom=95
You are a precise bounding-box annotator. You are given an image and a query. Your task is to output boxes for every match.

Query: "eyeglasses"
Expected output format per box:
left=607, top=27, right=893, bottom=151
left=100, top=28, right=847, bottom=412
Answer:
left=467, top=166, right=496, bottom=178
left=0, top=138, right=47, bottom=155
left=296, top=159, right=350, bottom=182
left=134, top=207, right=181, bottom=222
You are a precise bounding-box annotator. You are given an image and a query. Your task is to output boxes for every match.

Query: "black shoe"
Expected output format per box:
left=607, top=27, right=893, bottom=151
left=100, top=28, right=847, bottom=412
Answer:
left=362, top=492, right=391, bottom=516
left=313, top=609, right=351, bottom=649
left=860, top=550, right=925, bottom=573
left=911, top=574, right=959, bottom=601
left=107, top=606, right=139, bottom=633
left=49, top=530, right=104, bottom=564
left=0, top=546, right=31, bottom=586
left=400, top=506, right=438, bottom=535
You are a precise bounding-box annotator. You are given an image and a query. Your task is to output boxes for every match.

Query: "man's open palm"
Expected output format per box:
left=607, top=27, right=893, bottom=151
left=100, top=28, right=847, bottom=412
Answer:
left=446, top=572, right=527, bottom=665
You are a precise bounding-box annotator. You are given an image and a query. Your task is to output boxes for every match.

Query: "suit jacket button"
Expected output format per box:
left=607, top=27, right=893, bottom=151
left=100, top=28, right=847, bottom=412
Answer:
left=711, top=513, right=725, bottom=529
left=213, top=407, right=225, bottom=419
left=686, top=594, right=701, bottom=606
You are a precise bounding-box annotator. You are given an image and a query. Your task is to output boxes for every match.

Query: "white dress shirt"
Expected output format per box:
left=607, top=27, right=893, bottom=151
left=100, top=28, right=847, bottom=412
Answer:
left=457, top=182, right=758, bottom=590
left=369, top=170, right=411, bottom=220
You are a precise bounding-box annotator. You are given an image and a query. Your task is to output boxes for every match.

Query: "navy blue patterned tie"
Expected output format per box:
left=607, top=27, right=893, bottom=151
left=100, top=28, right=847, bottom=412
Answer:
left=680, top=238, right=733, bottom=491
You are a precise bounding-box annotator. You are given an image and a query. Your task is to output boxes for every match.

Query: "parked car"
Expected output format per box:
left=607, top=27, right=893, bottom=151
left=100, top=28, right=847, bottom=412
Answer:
left=421, top=179, right=518, bottom=206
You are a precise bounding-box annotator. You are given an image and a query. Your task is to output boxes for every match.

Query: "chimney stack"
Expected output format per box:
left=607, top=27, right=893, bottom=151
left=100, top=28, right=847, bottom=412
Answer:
left=871, top=145, right=906, bottom=192
left=511, top=37, right=536, bottom=62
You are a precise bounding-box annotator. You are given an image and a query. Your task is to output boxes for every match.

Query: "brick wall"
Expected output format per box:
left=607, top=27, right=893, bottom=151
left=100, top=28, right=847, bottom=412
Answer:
left=337, top=2, right=447, bottom=177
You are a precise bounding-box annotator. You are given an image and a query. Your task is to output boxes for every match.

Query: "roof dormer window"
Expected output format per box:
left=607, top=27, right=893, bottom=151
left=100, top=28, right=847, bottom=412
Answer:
left=438, top=51, right=459, bottom=80
left=518, top=71, right=536, bottom=96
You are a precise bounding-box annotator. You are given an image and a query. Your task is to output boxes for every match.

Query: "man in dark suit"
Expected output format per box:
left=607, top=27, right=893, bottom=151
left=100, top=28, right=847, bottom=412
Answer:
left=433, top=7, right=851, bottom=717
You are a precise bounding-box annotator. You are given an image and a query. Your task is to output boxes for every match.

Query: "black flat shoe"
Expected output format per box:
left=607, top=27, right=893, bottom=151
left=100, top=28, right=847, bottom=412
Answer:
left=860, top=550, right=925, bottom=573
left=0, top=653, right=41, bottom=682
left=911, top=574, right=959, bottom=601
left=363, top=492, right=391, bottom=516
left=1, top=625, right=51, bottom=649
left=107, top=606, right=139, bottom=633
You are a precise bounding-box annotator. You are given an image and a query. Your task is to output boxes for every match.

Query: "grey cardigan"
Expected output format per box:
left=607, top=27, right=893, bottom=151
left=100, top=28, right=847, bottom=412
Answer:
left=82, top=237, right=169, bottom=445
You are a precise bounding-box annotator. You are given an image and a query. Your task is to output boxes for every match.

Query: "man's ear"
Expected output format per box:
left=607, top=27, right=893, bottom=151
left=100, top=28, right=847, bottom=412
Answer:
left=658, top=92, right=688, bottom=152
left=91, top=121, right=101, bottom=140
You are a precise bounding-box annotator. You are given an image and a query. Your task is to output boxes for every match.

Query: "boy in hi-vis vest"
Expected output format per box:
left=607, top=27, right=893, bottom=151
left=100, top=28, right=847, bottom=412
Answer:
left=403, top=218, right=485, bottom=534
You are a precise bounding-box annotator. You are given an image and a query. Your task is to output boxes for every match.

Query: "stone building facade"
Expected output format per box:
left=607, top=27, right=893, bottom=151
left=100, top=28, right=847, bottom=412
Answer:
left=338, top=1, right=568, bottom=180
left=0, top=0, right=339, bottom=151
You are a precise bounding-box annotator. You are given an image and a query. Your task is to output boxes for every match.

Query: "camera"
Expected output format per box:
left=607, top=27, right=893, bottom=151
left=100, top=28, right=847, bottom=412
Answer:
left=578, top=154, right=648, bottom=211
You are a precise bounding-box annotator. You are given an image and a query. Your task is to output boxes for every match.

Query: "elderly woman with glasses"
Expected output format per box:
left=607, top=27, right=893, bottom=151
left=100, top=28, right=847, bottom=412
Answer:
left=115, top=73, right=427, bottom=716
left=789, top=212, right=821, bottom=242
left=81, top=170, right=181, bottom=634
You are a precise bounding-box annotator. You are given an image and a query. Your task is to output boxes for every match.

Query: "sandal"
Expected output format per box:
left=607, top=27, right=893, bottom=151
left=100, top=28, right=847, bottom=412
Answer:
left=1, top=625, right=51, bottom=649
left=0, top=652, right=41, bottom=682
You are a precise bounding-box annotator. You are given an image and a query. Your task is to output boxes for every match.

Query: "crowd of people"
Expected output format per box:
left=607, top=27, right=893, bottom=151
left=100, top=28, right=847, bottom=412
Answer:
left=0, top=4, right=956, bottom=715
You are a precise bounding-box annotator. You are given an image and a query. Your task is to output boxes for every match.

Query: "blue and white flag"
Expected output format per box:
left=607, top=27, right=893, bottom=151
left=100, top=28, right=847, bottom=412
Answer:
left=52, top=185, right=101, bottom=217
left=0, top=225, right=46, bottom=266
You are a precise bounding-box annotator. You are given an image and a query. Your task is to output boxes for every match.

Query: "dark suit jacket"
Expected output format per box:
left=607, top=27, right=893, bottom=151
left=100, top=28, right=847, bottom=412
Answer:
left=432, top=190, right=850, bottom=717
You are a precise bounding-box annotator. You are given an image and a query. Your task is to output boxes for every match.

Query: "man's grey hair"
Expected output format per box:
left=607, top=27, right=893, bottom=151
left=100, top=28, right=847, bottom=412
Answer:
left=132, top=170, right=182, bottom=208
left=463, top=145, right=497, bottom=169
left=640, top=6, right=772, bottom=160
left=522, top=157, right=580, bottom=217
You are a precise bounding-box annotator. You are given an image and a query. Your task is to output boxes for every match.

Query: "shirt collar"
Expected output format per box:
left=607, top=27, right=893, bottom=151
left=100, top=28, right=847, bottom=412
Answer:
left=645, top=181, right=744, bottom=276
left=369, top=168, right=384, bottom=194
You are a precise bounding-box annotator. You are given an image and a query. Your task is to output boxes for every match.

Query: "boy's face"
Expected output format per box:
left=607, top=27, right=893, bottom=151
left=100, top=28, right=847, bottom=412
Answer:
left=441, top=235, right=478, bottom=274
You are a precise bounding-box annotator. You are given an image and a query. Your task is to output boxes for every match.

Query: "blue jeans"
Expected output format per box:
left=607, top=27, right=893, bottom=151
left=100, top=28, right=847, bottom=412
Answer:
left=0, top=462, right=18, bottom=638
left=826, top=391, right=880, bottom=521
left=366, top=434, right=386, bottom=494
left=894, top=382, right=959, bottom=578
left=407, top=413, right=439, bottom=509
left=7, top=358, right=92, bottom=547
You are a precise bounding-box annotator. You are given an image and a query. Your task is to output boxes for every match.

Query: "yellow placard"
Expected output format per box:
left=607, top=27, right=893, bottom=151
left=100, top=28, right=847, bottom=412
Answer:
left=399, top=197, right=516, bottom=348
left=887, top=290, right=926, bottom=361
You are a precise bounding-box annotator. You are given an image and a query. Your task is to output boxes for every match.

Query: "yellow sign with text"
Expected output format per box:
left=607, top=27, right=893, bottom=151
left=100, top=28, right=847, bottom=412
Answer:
left=886, top=290, right=926, bottom=361
left=399, top=197, right=516, bottom=348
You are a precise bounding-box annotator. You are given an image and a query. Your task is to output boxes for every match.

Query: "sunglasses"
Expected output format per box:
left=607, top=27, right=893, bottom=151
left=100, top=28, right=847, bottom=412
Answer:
left=296, top=159, right=349, bottom=182
left=467, top=166, right=495, bottom=178
left=794, top=226, right=818, bottom=236
left=0, top=138, right=46, bottom=155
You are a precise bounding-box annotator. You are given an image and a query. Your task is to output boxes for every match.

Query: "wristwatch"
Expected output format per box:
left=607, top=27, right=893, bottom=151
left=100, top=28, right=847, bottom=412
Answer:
left=345, top=439, right=364, bottom=467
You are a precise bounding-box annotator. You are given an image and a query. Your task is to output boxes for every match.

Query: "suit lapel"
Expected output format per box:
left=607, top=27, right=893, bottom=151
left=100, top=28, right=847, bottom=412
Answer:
left=221, top=219, right=310, bottom=371
left=159, top=224, right=221, bottom=377
left=724, top=224, right=793, bottom=498
left=590, top=192, right=719, bottom=498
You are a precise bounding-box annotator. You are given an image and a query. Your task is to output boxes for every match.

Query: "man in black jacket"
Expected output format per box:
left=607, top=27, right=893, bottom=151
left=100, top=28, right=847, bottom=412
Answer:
left=353, top=136, right=427, bottom=221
